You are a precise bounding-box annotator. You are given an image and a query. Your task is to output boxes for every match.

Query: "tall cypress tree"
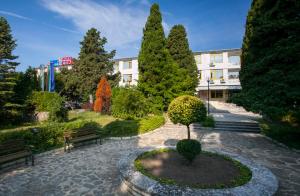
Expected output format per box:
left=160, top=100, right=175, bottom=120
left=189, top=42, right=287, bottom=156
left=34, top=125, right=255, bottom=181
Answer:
left=0, top=17, right=20, bottom=124
left=166, top=24, right=198, bottom=94
left=138, top=3, right=182, bottom=110
left=71, top=28, right=117, bottom=102
left=240, top=0, right=300, bottom=122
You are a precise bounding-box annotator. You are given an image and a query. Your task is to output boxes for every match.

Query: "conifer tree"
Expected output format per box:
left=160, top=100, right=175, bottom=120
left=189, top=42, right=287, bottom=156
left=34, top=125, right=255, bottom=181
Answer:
left=71, top=28, right=117, bottom=102
left=166, top=25, right=198, bottom=94
left=240, top=0, right=300, bottom=122
left=138, top=3, right=182, bottom=110
left=0, top=17, right=20, bottom=123
left=94, top=76, right=111, bottom=113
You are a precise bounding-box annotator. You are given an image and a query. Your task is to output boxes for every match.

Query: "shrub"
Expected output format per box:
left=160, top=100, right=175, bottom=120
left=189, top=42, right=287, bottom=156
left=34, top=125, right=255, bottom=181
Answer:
left=0, top=120, right=101, bottom=153
left=30, top=91, right=68, bottom=122
left=168, top=95, right=206, bottom=139
left=202, top=115, right=215, bottom=127
left=94, top=77, right=112, bottom=113
left=176, top=139, right=201, bottom=162
left=112, top=87, right=149, bottom=119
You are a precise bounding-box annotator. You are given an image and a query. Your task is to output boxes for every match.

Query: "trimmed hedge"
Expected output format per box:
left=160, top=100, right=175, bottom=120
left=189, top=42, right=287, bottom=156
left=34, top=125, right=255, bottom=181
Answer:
left=176, top=139, right=201, bottom=162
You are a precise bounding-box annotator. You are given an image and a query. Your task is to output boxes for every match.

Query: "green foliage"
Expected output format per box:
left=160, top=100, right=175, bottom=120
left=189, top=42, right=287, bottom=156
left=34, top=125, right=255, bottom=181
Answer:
left=61, top=28, right=119, bottom=102
left=240, top=0, right=300, bottom=122
left=0, top=121, right=100, bottom=153
left=176, top=139, right=201, bottom=162
left=0, top=17, right=21, bottom=125
left=0, top=112, right=164, bottom=152
left=112, top=87, right=149, bottom=119
left=202, top=115, right=215, bottom=127
left=138, top=4, right=183, bottom=111
left=166, top=25, right=198, bottom=94
left=260, top=120, right=300, bottom=149
left=168, top=95, right=206, bottom=126
left=30, top=91, right=67, bottom=122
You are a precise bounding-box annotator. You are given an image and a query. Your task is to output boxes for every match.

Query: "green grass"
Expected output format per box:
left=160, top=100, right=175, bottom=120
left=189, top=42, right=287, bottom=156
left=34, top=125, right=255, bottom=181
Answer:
left=0, top=111, right=165, bottom=153
left=259, top=119, right=300, bottom=149
left=135, top=148, right=252, bottom=189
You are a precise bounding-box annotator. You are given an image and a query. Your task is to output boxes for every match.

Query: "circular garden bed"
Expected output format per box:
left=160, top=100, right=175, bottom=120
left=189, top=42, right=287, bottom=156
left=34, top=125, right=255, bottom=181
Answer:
left=135, top=149, right=251, bottom=189
left=118, top=147, right=278, bottom=195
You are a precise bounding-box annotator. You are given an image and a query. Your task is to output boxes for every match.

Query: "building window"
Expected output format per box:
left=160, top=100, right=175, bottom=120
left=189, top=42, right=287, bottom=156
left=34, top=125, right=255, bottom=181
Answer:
left=210, top=69, right=223, bottom=80
left=211, top=90, right=223, bottom=98
left=194, top=55, right=201, bottom=64
left=113, top=63, right=119, bottom=72
left=123, top=74, right=132, bottom=83
left=123, top=61, right=132, bottom=69
left=228, top=69, right=240, bottom=79
left=228, top=56, right=240, bottom=65
left=210, top=53, right=223, bottom=63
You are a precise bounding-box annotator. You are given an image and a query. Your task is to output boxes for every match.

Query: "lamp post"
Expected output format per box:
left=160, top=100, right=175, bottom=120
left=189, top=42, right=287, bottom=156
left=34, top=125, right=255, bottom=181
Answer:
left=207, top=78, right=210, bottom=115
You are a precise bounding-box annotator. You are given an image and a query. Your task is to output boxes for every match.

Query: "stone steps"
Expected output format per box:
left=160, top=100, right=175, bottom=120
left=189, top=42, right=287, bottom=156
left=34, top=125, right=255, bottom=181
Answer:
left=163, top=121, right=261, bottom=133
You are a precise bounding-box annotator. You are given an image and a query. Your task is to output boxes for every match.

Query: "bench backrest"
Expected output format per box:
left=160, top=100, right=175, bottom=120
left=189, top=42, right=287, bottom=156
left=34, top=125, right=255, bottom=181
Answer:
left=0, top=139, right=27, bottom=156
left=70, top=128, right=97, bottom=138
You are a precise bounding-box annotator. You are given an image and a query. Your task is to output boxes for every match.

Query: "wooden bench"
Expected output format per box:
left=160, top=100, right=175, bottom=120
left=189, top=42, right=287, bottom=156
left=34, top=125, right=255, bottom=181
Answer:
left=0, top=139, right=34, bottom=168
left=64, top=127, right=101, bottom=152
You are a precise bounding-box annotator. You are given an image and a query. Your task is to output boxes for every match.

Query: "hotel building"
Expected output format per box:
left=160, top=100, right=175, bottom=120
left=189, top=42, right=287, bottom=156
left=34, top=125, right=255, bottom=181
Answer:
left=114, top=48, right=241, bottom=101
left=36, top=48, right=242, bottom=101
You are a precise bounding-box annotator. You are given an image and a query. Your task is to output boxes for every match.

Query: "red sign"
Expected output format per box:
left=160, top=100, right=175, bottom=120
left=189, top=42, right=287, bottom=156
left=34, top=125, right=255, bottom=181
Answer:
left=61, top=56, right=73, bottom=65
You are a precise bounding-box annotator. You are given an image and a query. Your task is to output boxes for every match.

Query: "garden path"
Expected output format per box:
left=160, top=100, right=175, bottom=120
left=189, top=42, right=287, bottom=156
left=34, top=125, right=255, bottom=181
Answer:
left=0, top=122, right=299, bottom=196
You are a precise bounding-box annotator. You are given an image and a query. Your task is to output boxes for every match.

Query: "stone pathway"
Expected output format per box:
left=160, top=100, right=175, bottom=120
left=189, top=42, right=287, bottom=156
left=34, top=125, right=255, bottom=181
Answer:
left=0, top=123, right=299, bottom=196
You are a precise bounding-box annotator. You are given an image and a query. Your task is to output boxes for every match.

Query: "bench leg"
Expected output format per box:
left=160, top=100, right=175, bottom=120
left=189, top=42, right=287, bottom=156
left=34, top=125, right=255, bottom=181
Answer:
left=64, top=142, right=67, bottom=152
left=31, top=155, right=34, bottom=166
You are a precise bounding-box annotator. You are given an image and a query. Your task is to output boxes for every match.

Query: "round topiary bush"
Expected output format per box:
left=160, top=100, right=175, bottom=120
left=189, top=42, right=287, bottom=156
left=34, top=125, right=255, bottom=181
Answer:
left=168, top=95, right=206, bottom=139
left=176, top=139, right=201, bottom=162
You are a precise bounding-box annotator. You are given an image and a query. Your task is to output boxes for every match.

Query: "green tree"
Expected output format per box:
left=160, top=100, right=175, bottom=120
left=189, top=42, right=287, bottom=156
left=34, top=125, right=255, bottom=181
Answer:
left=13, top=66, right=40, bottom=104
left=166, top=25, right=198, bottom=94
left=138, top=3, right=182, bottom=111
left=0, top=17, right=20, bottom=124
left=240, top=0, right=300, bottom=122
left=70, top=28, right=118, bottom=102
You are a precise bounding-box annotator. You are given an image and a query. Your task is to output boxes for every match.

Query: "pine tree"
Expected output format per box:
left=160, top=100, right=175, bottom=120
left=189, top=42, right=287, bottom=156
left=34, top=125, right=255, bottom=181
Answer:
left=0, top=17, right=20, bottom=124
left=240, top=0, right=300, bottom=122
left=166, top=25, right=198, bottom=94
left=94, top=76, right=111, bottom=113
left=71, top=28, right=117, bottom=102
left=138, top=3, right=182, bottom=111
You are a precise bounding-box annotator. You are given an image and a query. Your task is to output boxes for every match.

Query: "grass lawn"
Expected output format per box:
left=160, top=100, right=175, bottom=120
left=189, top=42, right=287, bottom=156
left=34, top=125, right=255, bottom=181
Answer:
left=0, top=111, right=165, bottom=153
left=260, top=120, right=300, bottom=150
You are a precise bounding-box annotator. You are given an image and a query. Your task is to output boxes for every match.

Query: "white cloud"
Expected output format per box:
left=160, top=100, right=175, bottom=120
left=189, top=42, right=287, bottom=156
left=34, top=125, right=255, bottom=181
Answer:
left=0, top=10, right=32, bottom=20
left=42, top=0, right=169, bottom=47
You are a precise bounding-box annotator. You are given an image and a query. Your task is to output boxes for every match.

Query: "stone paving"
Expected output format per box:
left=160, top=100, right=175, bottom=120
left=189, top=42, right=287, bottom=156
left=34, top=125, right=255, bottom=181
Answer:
left=0, top=123, right=299, bottom=196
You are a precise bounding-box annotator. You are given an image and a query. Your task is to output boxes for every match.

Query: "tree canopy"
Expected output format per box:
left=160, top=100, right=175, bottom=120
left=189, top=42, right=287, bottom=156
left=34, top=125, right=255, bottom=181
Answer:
left=167, top=24, right=198, bottom=94
left=0, top=17, right=20, bottom=124
left=239, top=0, right=300, bottom=123
left=66, top=28, right=118, bottom=102
left=138, top=3, right=183, bottom=111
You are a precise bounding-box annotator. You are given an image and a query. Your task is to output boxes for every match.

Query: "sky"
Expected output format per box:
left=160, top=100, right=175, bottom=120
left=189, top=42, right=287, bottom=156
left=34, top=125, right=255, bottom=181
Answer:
left=0, top=0, right=252, bottom=71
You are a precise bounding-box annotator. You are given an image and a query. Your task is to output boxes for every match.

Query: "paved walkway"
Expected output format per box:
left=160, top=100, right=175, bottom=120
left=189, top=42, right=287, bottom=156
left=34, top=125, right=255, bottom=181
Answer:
left=207, top=101, right=262, bottom=123
left=0, top=123, right=299, bottom=196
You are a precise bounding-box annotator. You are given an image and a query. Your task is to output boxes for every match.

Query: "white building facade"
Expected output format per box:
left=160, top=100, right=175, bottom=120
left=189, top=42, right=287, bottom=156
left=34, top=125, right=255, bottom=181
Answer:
left=114, top=48, right=241, bottom=101
left=35, top=48, right=242, bottom=101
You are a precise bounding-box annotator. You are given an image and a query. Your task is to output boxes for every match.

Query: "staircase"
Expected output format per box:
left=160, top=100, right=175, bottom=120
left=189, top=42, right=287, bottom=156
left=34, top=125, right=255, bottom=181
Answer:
left=214, top=121, right=261, bottom=133
left=163, top=121, right=261, bottom=133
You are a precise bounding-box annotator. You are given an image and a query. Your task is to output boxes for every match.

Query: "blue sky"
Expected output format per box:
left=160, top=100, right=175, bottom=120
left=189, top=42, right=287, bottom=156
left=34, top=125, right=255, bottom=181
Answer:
left=1, top=0, right=252, bottom=71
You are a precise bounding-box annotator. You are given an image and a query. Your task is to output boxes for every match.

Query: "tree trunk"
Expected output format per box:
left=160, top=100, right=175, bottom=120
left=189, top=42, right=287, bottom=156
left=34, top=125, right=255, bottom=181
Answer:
left=187, top=125, right=190, bottom=139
